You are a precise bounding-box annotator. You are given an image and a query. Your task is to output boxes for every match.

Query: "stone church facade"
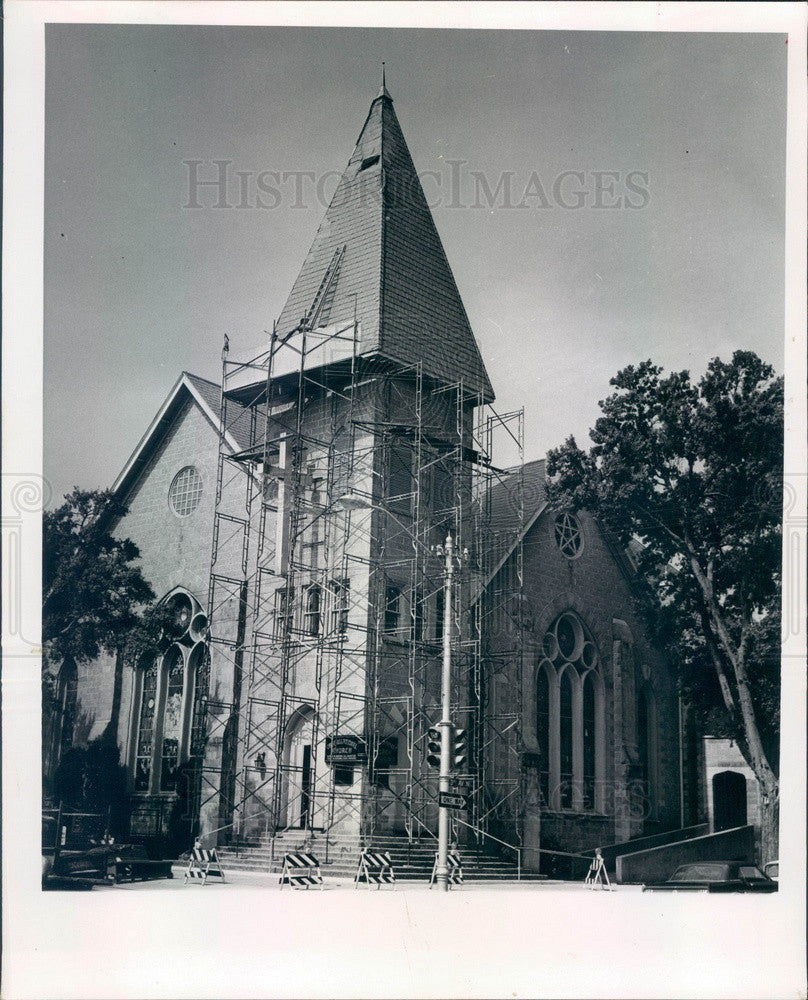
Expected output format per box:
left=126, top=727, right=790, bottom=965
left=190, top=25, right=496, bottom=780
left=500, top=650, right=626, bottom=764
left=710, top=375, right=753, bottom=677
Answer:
left=46, top=84, right=687, bottom=870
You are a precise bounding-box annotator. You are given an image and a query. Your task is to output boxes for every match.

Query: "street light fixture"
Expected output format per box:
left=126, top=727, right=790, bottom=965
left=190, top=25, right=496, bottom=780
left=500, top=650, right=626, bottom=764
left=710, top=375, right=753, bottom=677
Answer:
left=336, top=491, right=461, bottom=891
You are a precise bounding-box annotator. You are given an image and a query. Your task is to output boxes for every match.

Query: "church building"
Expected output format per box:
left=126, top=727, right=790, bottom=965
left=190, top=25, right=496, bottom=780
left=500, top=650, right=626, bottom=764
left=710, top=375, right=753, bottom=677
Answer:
left=47, top=82, right=688, bottom=874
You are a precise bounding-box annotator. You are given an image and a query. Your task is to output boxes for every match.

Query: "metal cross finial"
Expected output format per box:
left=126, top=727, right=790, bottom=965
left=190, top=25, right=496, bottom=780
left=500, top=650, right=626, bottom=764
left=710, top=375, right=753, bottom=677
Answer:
left=379, top=62, right=391, bottom=99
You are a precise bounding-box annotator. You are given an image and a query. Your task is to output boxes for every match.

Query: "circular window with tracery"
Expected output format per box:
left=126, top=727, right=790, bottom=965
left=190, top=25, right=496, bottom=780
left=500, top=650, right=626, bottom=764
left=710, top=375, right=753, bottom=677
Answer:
left=553, top=512, right=583, bottom=559
left=169, top=466, right=202, bottom=516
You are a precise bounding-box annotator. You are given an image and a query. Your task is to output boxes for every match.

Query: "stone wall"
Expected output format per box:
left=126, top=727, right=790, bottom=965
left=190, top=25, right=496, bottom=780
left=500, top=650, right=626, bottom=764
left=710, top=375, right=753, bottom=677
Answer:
left=488, top=506, right=682, bottom=866
left=616, top=824, right=755, bottom=883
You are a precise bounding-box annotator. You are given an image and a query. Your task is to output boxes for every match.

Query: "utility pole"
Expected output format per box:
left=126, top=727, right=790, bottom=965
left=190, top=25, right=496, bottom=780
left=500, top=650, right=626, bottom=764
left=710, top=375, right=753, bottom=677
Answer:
left=436, top=532, right=454, bottom=892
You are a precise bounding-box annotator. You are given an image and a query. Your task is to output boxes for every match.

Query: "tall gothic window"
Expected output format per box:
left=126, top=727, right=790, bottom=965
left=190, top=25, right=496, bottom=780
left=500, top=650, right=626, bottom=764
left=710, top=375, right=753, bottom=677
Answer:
left=536, top=611, right=603, bottom=812
left=160, top=647, right=184, bottom=792
left=559, top=671, right=574, bottom=809
left=536, top=665, right=551, bottom=802
left=132, top=591, right=210, bottom=796
left=189, top=645, right=211, bottom=759
left=582, top=672, right=597, bottom=810
left=134, top=658, right=158, bottom=792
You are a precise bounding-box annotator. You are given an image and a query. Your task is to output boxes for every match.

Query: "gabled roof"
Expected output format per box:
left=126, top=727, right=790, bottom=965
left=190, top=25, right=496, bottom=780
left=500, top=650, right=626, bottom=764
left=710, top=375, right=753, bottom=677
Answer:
left=112, top=372, right=249, bottom=501
left=481, top=457, right=642, bottom=595
left=481, top=459, right=548, bottom=590
left=275, top=88, right=494, bottom=402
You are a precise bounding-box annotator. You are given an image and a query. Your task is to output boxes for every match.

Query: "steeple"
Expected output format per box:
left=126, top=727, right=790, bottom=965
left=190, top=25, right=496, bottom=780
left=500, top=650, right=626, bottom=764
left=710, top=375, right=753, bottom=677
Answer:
left=275, top=87, right=493, bottom=402
left=379, top=62, right=391, bottom=100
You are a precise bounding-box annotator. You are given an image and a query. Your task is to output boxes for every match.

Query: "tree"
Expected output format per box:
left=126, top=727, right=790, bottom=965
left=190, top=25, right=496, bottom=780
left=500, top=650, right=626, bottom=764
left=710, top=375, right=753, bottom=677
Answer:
left=43, top=489, right=172, bottom=821
left=43, top=488, right=156, bottom=665
left=546, top=351, right=783, bottom=860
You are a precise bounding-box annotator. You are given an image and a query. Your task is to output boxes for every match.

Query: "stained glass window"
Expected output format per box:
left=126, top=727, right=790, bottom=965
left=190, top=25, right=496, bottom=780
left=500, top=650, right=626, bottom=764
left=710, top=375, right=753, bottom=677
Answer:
left=559, top=670, right=574, bottom=808
left=536, top=666, right=551, bottom=803
left=134, top=659, right=158, bottom=792
left=190, top=646, right=211, bottom=759
left=160, top=648, right=185, bottom=791
left=583, top=673, right=596, bottom=809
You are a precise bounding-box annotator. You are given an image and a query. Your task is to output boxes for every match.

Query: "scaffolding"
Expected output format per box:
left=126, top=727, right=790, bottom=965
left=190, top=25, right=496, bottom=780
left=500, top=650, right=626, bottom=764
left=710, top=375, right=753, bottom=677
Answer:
left=196, top=319, right=525, bottom=856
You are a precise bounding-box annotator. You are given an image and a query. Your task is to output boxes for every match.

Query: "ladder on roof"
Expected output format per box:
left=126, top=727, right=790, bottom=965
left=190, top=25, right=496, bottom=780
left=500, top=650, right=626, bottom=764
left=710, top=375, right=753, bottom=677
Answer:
left=302, top=245, right=346, bottom=333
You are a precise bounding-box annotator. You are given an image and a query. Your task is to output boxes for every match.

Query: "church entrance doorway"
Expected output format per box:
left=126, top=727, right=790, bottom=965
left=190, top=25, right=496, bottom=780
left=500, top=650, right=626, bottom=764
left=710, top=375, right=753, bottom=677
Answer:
left=712, top=770, right=747, bottom=831
left=281, top=709, right=315, bottom=830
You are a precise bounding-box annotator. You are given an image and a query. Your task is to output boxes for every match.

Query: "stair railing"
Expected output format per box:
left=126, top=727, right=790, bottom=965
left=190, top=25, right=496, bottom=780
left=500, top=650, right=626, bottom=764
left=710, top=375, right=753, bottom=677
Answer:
left=451, top=816, right=522, bottom=880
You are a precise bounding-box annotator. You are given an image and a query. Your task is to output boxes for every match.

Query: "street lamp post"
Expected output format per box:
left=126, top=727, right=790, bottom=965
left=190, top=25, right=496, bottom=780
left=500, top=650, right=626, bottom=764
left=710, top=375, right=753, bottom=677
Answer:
left=435, top=531, right=454, bottom=892
left=336, top=492, right=459, bottom=891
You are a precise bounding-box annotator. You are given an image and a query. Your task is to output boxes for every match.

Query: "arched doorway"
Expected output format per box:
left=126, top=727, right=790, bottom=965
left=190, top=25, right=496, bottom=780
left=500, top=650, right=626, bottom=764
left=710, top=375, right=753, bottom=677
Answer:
left=712, top=770, right=747, bottom=831
left=281, top=708, right=316, bottom=830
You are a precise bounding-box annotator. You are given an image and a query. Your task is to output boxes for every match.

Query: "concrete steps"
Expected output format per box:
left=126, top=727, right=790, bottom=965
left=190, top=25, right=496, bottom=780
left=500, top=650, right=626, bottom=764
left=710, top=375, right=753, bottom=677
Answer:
left=217, top=832, right=546, bottom=882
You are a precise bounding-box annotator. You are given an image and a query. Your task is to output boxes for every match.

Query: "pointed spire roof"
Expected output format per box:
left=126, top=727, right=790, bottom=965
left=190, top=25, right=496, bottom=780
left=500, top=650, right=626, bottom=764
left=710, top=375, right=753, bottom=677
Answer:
left=275, top=87, right=494, bottom=402
left=379, top=62, right=391, bottom=100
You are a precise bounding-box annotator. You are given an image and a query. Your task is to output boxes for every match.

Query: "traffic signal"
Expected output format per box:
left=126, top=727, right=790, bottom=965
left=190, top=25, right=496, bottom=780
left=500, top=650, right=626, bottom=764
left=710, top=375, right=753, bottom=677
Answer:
left=452, top=727, right=467, bottom=771
left=426, top=727, right=441, bottom=770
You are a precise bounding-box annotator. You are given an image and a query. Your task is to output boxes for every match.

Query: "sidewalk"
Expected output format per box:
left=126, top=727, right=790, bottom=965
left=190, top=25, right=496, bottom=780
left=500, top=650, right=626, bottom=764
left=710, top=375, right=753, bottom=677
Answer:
left=106, top=865, right=642, bottom=892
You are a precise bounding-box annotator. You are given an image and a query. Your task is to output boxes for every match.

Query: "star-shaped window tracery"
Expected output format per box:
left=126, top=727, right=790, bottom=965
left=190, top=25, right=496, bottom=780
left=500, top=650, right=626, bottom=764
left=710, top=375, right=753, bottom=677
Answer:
left=553, top=512, right=583, bottom=559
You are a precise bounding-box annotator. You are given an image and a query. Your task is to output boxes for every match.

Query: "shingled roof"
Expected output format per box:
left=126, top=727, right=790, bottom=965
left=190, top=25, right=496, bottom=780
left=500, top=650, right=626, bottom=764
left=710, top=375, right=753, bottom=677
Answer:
left=487, top=459, right=548, bottom=539
left=276, top=86, right=494, bottom=402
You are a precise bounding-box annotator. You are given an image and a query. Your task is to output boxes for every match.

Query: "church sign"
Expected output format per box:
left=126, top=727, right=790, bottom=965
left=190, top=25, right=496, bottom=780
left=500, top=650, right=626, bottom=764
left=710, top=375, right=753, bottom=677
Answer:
left=325, top=735, right=368, bottom=765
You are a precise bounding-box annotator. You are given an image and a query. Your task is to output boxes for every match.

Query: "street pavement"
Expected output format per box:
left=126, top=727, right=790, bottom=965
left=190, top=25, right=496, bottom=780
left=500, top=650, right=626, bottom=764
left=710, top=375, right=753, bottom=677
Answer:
left=104, top=865, right=643, bottom=892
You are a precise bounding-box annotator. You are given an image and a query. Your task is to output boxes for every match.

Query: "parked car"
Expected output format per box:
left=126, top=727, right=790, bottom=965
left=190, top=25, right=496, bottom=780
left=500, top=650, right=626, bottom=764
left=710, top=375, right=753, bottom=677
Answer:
left=763, top=860, right=779, bottom=882
left=642, top=861, right=778, bottom=893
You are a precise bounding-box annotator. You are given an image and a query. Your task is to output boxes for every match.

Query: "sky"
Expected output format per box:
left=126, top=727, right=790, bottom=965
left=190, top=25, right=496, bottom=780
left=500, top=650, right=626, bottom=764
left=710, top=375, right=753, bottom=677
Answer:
left=44, top=25, right=787, bottom=502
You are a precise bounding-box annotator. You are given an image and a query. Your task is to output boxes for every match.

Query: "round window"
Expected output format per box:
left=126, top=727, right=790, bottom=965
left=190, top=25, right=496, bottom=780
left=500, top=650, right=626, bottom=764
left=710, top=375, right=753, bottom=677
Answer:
left=553, top=512, right=583, bottom=559
left=164, top=592, right=194, bottom=640
left=169, top=466, right=202, bottom=516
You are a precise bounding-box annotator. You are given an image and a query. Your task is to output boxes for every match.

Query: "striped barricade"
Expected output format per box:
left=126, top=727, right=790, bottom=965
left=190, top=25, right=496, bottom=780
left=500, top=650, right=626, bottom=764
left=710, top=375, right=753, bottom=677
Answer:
left=184, top=847, right=226, bottom=886
left=279, top=852, right=323, bottom=890
left=429, top=850, right=463, bottom=888
left=354, top=849, right=396, bottom=889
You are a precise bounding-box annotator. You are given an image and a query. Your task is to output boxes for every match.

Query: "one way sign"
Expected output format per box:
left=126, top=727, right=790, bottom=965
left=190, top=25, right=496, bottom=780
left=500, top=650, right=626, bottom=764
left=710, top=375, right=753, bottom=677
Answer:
left=439, top=790, right=468, bottom=811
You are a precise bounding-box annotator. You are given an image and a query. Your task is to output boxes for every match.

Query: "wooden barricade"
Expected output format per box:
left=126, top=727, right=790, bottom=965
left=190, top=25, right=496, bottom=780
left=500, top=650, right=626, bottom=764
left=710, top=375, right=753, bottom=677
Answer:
left=354, top=849, right=396, bottom=889
left=279, top=852, right=324, bottom=890
left=429, top=850, right=463, bottom=888
left=184, top=846, right=226, bottom=885
left=584, top=852, right=614, bottom=890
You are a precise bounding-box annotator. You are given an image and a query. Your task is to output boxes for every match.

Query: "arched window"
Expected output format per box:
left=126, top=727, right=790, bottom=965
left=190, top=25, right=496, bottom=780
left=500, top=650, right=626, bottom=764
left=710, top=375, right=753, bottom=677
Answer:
left=559, top=670, right=574, bottom=809
left=536, top=666, right=551, bottom=802
left=537, top=611, right=603, bottom=812
left=582, top=672, right=597, bottom=810
left=189, top=644, right=211, bottom=759
left=160, top=647, right=184, bottom=792
left=131, top=591, right=209, bottom=796
left=134, top=657, right=158, bottom=792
